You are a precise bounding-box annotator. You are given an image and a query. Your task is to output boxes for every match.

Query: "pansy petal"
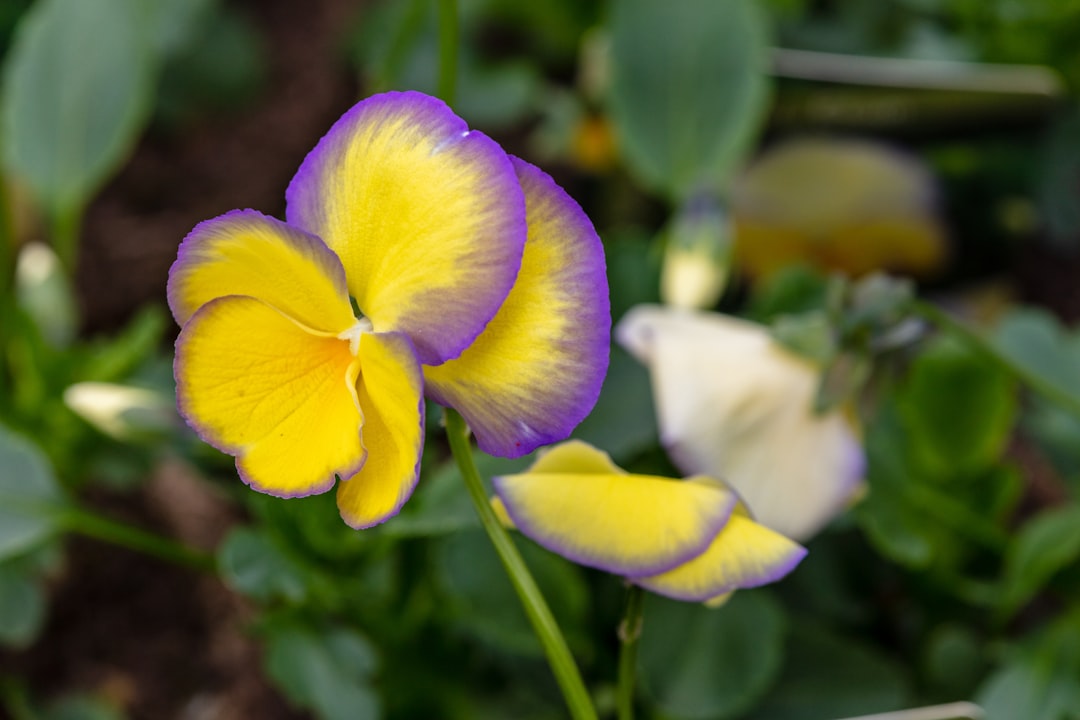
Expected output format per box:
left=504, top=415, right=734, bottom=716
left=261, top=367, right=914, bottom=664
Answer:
left=168, top=210, right=355, bottom=333
left=617, top=305, right=866, bottom=541
left=175, top=296, right=364, bottom=497
left=336, top=332, right=425, bottom=529
left=286, top=91, right=526, bottom=365
left=527, top=439, right=626, bottom=475
left=493, top=470, right=736, bottom=576
left=424, top=158, right=610, bottom=457
left=632, top=508, right=808, bottom=602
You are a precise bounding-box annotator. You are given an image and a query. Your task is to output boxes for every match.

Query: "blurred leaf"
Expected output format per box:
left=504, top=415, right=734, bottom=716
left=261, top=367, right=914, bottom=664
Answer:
left=770, top=310, right=837, bottom=364
left=977, top=610, right=1080, bottom=720
left=1, top=0, right=154, bottom=215
left=746, top=265, right=830, bottom=322
left=145, top=0, right=215, bottom=57
left=217, top=527, right=309, bottom=604
left=922, top=623, right=985, bottom=698
left=897, top=336, right=1016, bottom=477
left=605, top=228, right=661, bottom=323
left=44, top=695, right=125, bottom=720
left=437, top=529, right=588, bottom=658
left=81, top=306, right=167, bottom=383
left=640, top=591, right=786, bottom=720
left=264, top=621, right=380, bottom=720
left=745, top=622, right=910, bottom=719
left=0, top=561, right=45, bottom=648
left=608, top=0, right=770, bottom=198
left=998, top=504, right=1080, bottom=618
left=994, top=307, right=1080, bottom=401
left=0, top=423, right=65, bottom=560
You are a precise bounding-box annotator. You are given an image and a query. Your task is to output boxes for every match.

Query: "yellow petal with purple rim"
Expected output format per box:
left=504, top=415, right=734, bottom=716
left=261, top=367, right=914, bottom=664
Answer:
left=167, top=210, right=355, bottom=333
left=336, top=331, right=425, bottom=529
left=527, top=439, right=626, bottom=476
left=424, top=158, right=610, bottom=457
left=286, top=91, right=527, bottom=366
left=492, top=469, right=736, bottom=576
left=175, top=295, right=364, bottom=497
left=630, top=508, right=807, bottom=602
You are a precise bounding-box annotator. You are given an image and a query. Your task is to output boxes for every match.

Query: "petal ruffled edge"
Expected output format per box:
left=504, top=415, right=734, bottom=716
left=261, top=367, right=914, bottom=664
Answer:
left=424, top=157, right=610, bottom=457
left=167, top=209, right=355, bottom=334
left=285, top=91, right=527, bottom=365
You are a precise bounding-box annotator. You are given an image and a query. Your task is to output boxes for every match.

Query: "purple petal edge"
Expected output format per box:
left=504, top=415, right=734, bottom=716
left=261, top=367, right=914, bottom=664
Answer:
left=284, top=91, right=527, bottom=366
left=167, top=208, right=349, bottom=328
left=632, top=544, right=809, bottom=603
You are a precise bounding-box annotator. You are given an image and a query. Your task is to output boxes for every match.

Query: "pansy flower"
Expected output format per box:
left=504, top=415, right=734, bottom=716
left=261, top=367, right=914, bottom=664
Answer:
left=168, top=92, right=609, bottom=528
left=492, top=440, right=807, bottom=603
left=616, top=305, right=864, bottom=542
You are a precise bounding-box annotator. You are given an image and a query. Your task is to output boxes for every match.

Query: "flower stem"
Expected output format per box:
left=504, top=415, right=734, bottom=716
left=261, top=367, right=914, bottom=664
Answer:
left=436, top=0, right=459, bottom=107
left=912, top=300, right=1080, bottom=418
left=443, top=408, right=597, bottom=720
left=58, top=507, right=215, bottom=573
left=616, top=584, right=645, bottom=720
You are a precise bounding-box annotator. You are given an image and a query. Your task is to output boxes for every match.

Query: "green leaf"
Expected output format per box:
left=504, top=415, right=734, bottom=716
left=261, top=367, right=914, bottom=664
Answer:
left=264, top=622, right=380, bottom=720
left=898, top=336, right=1016, bottom=477
left=1, top=0, right=155, bottom=215
left=0, top=561, right=46, bottom=648
left=977, top=610, right=1080, bottom=720
left=745, top=622, right=910, bottom=719
left=639, top=591, right=786, bottom=719
left=216, top=527, right=309, bottom=604
left=608, top=0, right=770, bottom=198
left=0, top=423, right=65, bottom=560
left=437, top=529, right=589, bottom=658
left=998, top=504, right=1080, bottom=618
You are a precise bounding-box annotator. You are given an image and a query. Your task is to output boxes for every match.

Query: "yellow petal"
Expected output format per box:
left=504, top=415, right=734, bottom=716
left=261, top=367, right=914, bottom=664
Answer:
left=493, top=468, right=735, bottom=576
left=527, top=439, right=625, bottom=475
left=423, top=158, right=609, bottom=457
left=336, top=332, right=425, bottom=528
left=175, top=296, right=364, bottom=497
left=286, top=92, right=527, bottom=365
left=631, top=508, right=808, bottom=602
left=168, top=210, right=355, bottom=333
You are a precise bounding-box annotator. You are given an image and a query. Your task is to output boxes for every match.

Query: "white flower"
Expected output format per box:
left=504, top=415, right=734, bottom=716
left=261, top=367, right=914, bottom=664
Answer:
left=616, top=305, right=865, bottom=542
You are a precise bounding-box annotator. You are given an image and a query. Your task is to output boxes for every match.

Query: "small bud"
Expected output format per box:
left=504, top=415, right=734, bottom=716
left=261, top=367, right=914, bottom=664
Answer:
left=661, top=193, right=732, bottom=310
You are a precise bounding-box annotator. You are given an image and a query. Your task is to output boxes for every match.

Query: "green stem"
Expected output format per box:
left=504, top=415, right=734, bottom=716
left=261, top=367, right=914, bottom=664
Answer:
left=48, top=204, right=83, bottom=277
left=912, top=300, right=1080, bottom=419
left=58, top=507, right=215, bottom=573
left=616, top=584, right=645, bottom=720
left=436, top=0, right=459, bottom=106
left=444, top=408, right=597, bottom=720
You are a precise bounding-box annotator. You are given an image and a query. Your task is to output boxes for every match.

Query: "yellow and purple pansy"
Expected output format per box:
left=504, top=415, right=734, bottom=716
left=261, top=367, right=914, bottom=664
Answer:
left=492, top=441, right=807, bottom=603
left=168, top=91, right=610, bottom=529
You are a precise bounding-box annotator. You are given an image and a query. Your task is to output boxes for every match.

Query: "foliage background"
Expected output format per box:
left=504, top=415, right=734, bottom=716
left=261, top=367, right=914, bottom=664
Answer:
left=1, top=0, right=1080, bottom=719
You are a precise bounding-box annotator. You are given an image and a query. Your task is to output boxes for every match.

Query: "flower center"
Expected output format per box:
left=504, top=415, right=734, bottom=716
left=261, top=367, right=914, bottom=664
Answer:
left=338, top=316, right=373, bottom=356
